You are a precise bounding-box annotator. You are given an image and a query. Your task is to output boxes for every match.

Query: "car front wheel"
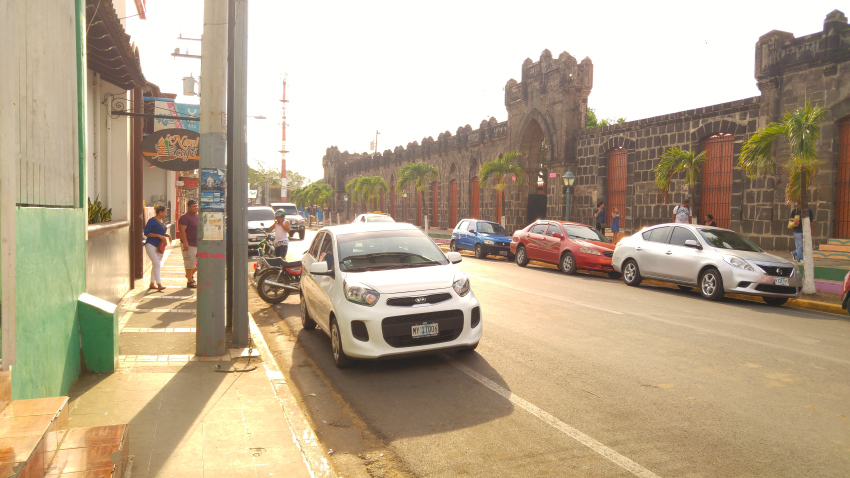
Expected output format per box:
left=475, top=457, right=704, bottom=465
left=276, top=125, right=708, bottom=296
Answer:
left=623, top=259, right=642, bottom=286
left=331, top=319, right=353, bottom=368
left=516, top=246, right=529, bottom=267
left=699, top=268, right=725, bottom=301
left=474, top=244, right=486, bottom=259
left=559, top=252, right=576, bottom=275
left=300, top=292, right=316, bottom=330
left=450, top=240, right=458, bottom=252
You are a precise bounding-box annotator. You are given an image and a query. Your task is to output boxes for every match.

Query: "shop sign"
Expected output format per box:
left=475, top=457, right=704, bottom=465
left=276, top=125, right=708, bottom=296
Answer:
left=141, top=128, right=200, bottom=171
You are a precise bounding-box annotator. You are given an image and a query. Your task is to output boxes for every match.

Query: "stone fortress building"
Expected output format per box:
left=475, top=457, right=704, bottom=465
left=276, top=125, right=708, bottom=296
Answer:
left=323, top=11, right=850, bottom=250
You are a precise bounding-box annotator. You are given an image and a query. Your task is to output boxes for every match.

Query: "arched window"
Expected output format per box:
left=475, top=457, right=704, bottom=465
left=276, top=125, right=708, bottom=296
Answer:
left=837, top=118, right=850, bottom=238
left=701, top=133, right=733, bottom=228
left=607, top=148, right=628, bottom=228
left=449, top=180, right=458, bottom=227
left=470, top=177, right=480, bottom=219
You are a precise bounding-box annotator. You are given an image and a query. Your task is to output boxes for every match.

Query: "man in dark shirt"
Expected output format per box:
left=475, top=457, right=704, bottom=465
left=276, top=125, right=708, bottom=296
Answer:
left=789, top=202, right=813, bottom=263
left=178, top=200, right=199, bottom=288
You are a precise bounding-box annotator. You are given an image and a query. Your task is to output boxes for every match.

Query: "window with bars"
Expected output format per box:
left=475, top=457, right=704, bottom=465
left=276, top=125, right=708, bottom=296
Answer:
left=607, top=148, right=628, bottom=228
left=837, top=119, right=850, bottom=238
left=701, top=133, right=734, bottom=229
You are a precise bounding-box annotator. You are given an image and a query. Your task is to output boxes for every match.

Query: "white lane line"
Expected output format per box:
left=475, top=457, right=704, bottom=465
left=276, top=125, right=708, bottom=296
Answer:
left=467, top=273, right=623, bottom=315
left=444, top=355, right=660, bottom=478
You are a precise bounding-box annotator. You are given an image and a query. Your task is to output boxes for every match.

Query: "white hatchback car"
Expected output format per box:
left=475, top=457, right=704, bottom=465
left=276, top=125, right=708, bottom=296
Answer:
left=300, top=222, right=482, bottom=367
left=352, top=213, right=396, bottom=224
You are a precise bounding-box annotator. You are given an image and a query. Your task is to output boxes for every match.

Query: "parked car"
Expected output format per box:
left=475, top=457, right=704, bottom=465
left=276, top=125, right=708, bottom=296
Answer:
left=352, top=213, right=396, bottom=224
left=612, top=224, right=802, bottom=304
left=450, top=219, right=514, bottom=260
left=270, top=202, right=306, bottom=240
left=842, top=271, right=850, bottom=315
left=300, top=222, right=481, bottom=368
left=510, top=220, right=618, bottom=277
left=248, top=206, right=276, bottom=250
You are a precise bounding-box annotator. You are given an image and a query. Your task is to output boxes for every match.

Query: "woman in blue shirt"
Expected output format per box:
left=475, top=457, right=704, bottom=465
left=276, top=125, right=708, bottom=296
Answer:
left=144, top=205, right=171, bottom=291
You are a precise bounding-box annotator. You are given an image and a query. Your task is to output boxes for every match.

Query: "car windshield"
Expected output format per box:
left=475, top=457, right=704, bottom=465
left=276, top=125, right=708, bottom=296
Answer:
left=367, top=215, right=395, bottom=223
left=282, top=206, right=299, bottom=215
left=564, top=225, right=609, bottom=243
left=248, top=209, right=275, bottom=222
left=477, top=222, right=507, bottom=235
left=698, top=228, right=762, bottom=252
left=337, top=230, right=449, bottom=272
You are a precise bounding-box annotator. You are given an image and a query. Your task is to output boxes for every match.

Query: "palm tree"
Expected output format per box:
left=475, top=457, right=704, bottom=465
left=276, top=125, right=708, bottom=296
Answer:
left=345, top=177, right=363, bottom=213
left=478, top=152, right=523, bottom=191
left=396, top=162, right=439, bottom=223
left=653, top=147, right=707, bottom=210
left=356, top=176, right=389, bottom=211
left=738, top=101, right=824, bottom=294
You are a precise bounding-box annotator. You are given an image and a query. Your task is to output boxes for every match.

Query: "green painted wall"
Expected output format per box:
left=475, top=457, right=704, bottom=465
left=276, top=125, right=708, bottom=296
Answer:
left=13, top=207, right=86, bottom=399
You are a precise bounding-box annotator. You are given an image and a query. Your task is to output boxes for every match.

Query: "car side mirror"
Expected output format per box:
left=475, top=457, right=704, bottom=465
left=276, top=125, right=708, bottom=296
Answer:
left=552, top=232, right=564, bottom=239
left=446, top=251, right=462, bottom=264
left=468, top=229, right=475, bottom=234
left=684, top=239, right=701, bottom=249
left=309, top=262, right=334, bottom=276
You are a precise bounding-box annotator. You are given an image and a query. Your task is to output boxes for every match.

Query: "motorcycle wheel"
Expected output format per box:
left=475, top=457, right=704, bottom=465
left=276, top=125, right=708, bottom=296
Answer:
left=257, top=271, right=291, bottom=304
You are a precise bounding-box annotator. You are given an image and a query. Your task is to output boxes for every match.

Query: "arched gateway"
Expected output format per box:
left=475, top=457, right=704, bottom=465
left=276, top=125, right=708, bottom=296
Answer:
left=322, top=49, right=593, bottom=232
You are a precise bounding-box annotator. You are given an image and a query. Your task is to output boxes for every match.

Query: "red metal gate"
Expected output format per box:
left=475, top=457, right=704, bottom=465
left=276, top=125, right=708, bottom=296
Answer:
left=416, top=193, right=422, bottom=226
left=449, top=180, right=458, bottom=227
left=470, top=177, right=480, bottom=219
left=837, top=119, right=850, bottom=238
left=495, top=179, right=503, bottom=224
left=432, top=182, right=439, bottom=227
left=701, top=133, right=733, bottom=228
left=607, top=148, right=627, bottom=228
left=379, top=189, right=385, bottom=212
left=389, top=186, right=395, bottom=219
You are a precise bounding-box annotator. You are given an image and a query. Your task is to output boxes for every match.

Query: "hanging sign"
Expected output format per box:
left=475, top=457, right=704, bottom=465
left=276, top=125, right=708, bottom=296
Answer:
left=141, top=128, right=200, bottom=171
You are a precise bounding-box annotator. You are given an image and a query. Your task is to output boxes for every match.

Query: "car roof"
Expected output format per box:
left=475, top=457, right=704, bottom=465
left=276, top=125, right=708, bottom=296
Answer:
left=248, top=206, right=273, bottom=211
left=322, top=222, right=420, bottom=236
left=270, top=202, right=296, bottom=207
left=642, top=222, right=733, bottom=232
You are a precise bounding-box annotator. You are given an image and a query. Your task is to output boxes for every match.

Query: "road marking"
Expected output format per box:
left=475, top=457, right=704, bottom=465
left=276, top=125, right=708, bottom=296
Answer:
left=444, top=355, right=660, bottom=478
left=467, top=273, right=623, bottom=315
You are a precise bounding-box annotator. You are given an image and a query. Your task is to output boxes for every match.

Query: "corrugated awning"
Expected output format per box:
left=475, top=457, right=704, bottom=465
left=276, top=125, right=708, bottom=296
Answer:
left=86, top=0, right=145, bottom=90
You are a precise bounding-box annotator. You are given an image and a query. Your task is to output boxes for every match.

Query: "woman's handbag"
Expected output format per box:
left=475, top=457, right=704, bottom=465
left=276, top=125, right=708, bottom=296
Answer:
left=157, top=238, right=167, bottom=253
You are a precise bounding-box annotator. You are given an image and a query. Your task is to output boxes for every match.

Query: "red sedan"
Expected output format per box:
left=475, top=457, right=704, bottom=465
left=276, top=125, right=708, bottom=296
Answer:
left=510, top=220, right=619, bottom=277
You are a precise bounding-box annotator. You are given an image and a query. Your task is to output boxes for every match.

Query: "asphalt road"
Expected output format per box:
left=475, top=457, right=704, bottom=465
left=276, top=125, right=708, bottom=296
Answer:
left=254, top=228, right=850, bottom=478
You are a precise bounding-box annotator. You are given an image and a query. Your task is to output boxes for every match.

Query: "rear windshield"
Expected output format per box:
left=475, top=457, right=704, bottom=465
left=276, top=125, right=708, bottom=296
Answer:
left=248, top=209, right=275, bottom=222
left=477, top=222, right=507, bottom=235
left=698, top=229, right=762, bottom=252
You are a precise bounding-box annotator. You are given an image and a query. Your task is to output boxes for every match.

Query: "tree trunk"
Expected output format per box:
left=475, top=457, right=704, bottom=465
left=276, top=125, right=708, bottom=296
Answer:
left=800, top=169, right=816, bottom=294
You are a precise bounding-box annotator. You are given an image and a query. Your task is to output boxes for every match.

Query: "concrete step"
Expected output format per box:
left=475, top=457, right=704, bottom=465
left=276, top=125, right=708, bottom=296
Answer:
left=812, top=250, right=850, bottom=261
left=826, top=238, right=850, bottom=246
left=0, top=396, right=68, bottom=477
left=45, top=424, right=130, bottom=476
left=818, top=243, right=850, bottom=253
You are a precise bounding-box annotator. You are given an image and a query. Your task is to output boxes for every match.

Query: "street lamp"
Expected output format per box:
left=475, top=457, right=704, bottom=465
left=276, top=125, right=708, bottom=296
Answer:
left=562, top=170, right=576, bottom=221
left=344, top=194, right=349, bottom=222
left=402, top=189, right=408, bottom=223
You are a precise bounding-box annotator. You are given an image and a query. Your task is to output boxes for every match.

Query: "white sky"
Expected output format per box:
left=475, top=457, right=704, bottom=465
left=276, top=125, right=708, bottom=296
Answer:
left=125, top=0, right=842, bottom=184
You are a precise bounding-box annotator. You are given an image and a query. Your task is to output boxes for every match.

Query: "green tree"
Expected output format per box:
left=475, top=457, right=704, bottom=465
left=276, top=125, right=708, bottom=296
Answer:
left=479, top=152, right=523, bottom=192
left=738, top=100, right=825, bottom=294
left=356, top=176, right=390, bottom=211
left=653, top=147, right=707, bottom=210
left=586, top=108, right=626, bottom=129
left=396, top=162, right=439, bottom=222
left=286, top=170, right=310, bottom=190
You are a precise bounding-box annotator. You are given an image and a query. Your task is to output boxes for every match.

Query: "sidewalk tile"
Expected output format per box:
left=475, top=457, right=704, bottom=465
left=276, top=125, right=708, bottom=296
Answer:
left=204, top=466, right=257, bottom=478
left=251, top=446, right=304, bottom=465
left=202, top=447, right=255, bottom=468
left=255, top=462, right=313, bottom=478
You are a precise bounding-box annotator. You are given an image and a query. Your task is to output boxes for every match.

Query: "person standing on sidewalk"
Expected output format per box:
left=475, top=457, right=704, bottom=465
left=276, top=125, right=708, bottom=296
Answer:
left=178, top=200, right=199, bottom=288
left=593, top=200, right=606, bottom=235
left=144, top=205, right=170, bottom=291
left=789, top=201, right=813, bottom=263
left=673, top=200, right=692, bottom=224
left=610, top=207, right=621, bottom=243
left=269, top=209, right=291, bottom=258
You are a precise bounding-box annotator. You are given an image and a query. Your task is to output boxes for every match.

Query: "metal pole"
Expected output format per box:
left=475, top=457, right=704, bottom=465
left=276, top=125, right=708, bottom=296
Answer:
left=197, top=0, right=228, bottom=357
left=565, top=187, right=571, bottom=222
left=231, top=0, right=250, bottom=346
left=225, top=0, right=235, bottom=330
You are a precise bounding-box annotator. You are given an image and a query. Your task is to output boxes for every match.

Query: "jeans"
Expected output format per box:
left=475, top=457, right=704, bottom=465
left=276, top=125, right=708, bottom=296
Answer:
left=274, top=244, right=288, bottom=259
left=145, top=243, right=163, bottom=284
left=793, top=231, right=803, bottom=261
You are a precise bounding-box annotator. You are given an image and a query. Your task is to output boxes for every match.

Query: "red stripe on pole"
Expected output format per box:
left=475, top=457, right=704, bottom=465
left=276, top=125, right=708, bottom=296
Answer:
left=197, top=253, right=226, bottom=259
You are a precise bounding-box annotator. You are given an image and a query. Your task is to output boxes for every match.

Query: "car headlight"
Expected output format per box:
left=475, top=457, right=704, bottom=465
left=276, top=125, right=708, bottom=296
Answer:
left=453, top=272, right=470, bottom=297
left=580, top=246, right=601, bottom=256
left=344, top=280, right=380, bottom=306
left=723, top=255, right=754, bottom=272
left=484, top=239, right=495, bottom=245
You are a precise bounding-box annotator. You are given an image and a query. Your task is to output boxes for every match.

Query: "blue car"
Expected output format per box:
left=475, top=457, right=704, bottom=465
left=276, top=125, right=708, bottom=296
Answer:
left=450, top=219, right=514, bottom=260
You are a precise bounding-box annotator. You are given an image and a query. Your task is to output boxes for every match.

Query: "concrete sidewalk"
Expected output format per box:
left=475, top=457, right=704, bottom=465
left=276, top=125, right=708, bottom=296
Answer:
left=67, top=244, right=317, bottom=478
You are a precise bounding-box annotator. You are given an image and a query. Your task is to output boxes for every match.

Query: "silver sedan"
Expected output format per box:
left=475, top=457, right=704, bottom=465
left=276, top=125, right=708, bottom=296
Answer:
left=612, top=224, right=801, bottom=305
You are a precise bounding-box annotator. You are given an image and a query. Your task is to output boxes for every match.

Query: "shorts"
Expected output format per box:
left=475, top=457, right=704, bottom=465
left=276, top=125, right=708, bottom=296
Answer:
left=274, top=244, right=288, bottom=259
left=182, top=246, right=198, bottom=269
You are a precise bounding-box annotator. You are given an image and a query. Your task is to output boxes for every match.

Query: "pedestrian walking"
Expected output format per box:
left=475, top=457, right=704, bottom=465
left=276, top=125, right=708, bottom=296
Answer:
left=269, top=209, right=291, bottom=259
left=144, top=205, right=170, bottom=291
left=673, top=200, right=692, bottom=224
left=611, top=207, right=621, bottom=243
left=178, top=200, right=199, bottom=288
left=788, top=201, right=813, bottom=263
left=593, top=200, right=606, bottom=235
left=704, top=214, right=717, bottom=227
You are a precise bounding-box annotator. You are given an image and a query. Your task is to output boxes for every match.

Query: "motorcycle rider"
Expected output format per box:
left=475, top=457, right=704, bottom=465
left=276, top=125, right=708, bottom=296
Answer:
left=269, top=209, right=291, bottom=258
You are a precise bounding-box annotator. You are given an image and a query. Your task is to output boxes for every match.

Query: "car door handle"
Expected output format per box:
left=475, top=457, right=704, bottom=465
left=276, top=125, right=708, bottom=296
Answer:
left=665, top=250, right=673, bottom=255
left=635, top=246, right=642, bottom=251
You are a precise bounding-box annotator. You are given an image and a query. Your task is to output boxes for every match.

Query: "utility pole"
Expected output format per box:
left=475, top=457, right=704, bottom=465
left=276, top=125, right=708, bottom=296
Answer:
left=279, top=77, right=289, bottom=202
left=230, top=0, right=250, bottom=346
left=197, top=0, right=228, bottom=357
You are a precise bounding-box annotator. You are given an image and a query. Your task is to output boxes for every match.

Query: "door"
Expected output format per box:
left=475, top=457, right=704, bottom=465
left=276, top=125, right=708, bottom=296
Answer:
left=432, top=182, right=439, bottom=227
left=302, top=232, right=325, bottom=328
left=470, top=177, right=480, bottom=219
left=495, top=181, right=503, bottom=225
left=525, top=222, right=548, bottom=260
left=313, top=233, right=336, bottom=328
left=527, top=194, right=547, bottom=225
left=390, top=186, right=395, bottom=219
left=454, top=220, right=470, bottom=250
left=607, top=147, right=628, bottom=229
left=662, top=226, right=703, bottom=284
left=450, top=180, right=458, bottom=227
left=543, top=223, right=564, bottom=264
left=637, top=226, right=673, bottom=277
left=836, top=118, right=850, bottom=238
left=701, top=133, right=733, bottom=228
left=416, top=193, right=422, bottom=226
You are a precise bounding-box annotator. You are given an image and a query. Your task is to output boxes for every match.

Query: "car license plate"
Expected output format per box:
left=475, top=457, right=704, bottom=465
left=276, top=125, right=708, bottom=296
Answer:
left=411, top=323, right=438, bottom=338
left=498, top=250, right=507, bottom=256
left=774, top=277, right=789, bottom=286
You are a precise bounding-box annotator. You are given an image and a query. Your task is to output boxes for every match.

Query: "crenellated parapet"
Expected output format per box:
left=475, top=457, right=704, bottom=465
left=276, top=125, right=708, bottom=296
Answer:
left=504, top=49, right=593, bottom=107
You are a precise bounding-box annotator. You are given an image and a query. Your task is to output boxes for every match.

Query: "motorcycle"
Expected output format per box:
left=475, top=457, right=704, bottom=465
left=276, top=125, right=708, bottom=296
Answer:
left=253, top=229, right=278, bottom=278
left=253, top=230, right=302, bottom=304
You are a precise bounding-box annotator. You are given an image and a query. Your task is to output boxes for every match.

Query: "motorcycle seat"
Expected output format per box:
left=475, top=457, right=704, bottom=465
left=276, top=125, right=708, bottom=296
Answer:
left=265, top=257, right=302, bottom=268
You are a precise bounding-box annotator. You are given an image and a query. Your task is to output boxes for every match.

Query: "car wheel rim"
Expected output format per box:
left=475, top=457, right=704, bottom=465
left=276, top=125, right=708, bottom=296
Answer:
left=702, top=274, right=716, bottom=296
left=300, top=297, right=306, bottom=320
left=518, top=250, right=524, bottom=263
left=263, top=282, right=281, bottom=298
left=563, top=255, right=573, bottom=271
left=451, top=242, right=456, bottom=252
left=332, top=324, right=340, bottom=361
left=624, top=263, right=635, bottom=282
